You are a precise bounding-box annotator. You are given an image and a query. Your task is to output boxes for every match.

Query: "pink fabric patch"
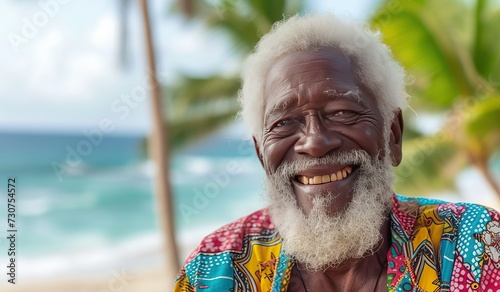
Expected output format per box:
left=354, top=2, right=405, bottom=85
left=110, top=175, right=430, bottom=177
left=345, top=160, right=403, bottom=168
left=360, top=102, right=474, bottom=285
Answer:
left=392, top=195, right=418, bottom=237
left=450, top=254, right=480, bottom=292
left=184, top=209, right=274, bottom=263
left=437, top=203, right=466, bottom=216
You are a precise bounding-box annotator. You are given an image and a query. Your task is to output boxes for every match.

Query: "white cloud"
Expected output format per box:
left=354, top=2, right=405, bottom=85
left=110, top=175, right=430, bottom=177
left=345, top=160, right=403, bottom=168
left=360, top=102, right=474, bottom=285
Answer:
left=88, top=14, right=118, bottom=50
left=0, top=1, right=144, bottom=132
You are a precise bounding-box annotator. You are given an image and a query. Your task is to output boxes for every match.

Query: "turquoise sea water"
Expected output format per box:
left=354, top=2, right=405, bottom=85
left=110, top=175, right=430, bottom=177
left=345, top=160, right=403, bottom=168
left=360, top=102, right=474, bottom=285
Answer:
left=0, top=126, right=265, bottom=279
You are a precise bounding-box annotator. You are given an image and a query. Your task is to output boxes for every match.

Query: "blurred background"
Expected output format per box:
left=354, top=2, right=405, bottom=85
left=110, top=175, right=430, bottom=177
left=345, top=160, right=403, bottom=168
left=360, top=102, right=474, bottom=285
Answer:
left=0, top=0, right=499, bottom=291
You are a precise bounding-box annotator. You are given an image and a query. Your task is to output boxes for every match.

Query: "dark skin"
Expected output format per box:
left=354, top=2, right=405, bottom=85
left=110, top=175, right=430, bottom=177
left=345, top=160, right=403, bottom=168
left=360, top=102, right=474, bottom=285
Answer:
left=252, top=48, right=404, bottom=291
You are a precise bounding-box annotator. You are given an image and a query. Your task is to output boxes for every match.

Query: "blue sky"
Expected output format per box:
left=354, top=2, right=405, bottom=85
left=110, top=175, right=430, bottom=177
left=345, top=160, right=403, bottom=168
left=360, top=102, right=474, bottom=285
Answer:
left=0, top=0, right=378, bottom=135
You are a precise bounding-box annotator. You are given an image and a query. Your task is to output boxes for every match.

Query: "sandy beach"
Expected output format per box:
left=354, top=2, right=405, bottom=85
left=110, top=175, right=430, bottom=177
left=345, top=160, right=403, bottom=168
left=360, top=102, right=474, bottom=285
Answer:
left=1, top=267, right=172, bottom=292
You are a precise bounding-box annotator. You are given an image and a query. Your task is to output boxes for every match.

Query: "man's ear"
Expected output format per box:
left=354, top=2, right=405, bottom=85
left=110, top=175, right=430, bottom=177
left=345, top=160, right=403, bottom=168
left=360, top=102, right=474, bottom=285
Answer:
left=389, top=109, right=404, bottom=166
left=253, top=136, right=265, bottom=168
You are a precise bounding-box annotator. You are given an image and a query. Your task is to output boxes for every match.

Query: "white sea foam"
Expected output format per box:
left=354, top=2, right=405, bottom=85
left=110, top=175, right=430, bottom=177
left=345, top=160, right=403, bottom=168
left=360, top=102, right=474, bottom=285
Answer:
left=17, top=232, right=165, bottom=280
left=18, top=187, right=99, bottom=216
left=19, top=193, right=52, bottom=216
left=177, top=156, right=214, bottom=176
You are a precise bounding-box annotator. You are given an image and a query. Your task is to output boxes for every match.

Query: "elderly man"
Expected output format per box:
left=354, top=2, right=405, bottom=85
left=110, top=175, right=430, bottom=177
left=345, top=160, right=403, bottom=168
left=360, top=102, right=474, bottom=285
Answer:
left=174, top=14, right=500, bottom=291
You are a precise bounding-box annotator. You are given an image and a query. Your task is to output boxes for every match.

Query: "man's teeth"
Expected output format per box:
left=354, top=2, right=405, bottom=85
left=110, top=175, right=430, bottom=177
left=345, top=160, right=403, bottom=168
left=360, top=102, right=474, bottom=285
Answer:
left=298, top=166, right=353, bottom=185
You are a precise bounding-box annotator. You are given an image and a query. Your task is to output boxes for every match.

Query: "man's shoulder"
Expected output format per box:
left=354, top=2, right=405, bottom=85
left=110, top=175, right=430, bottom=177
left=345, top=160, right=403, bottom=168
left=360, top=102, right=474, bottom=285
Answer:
left=392, top=194, right=500, bottom=233
left=183, top=208, right=277, bottom=264
left=395, top=194, right=499, bottom=215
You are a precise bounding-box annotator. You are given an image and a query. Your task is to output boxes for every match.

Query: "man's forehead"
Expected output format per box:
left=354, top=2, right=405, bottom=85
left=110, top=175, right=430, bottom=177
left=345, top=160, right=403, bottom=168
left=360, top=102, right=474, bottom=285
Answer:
left=265, top=88, right=366, bottom=117
left=262, top=48, right=370, bottom=120
left=263, top=48, right=357, bottom=96
left=265, top=48, right=354, bottom=83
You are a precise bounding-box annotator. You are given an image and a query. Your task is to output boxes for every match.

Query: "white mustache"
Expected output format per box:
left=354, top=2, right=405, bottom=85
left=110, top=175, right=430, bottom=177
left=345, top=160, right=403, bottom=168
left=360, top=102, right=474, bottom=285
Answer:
left=275, top=149, right=373, bottom=179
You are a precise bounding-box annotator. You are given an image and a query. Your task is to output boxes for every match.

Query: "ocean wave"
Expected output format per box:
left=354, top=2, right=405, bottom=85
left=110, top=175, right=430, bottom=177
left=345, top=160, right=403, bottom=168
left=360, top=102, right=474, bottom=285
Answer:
left=171, top=155, right=262, bottom=183
left=18, top=232, right=164, bottom=280
left=18, top=187, right=100, bottom=216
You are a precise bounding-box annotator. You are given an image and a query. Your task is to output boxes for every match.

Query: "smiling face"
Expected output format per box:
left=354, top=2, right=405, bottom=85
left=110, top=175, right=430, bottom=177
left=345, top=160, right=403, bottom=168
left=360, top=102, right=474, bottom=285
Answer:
left=255, top=47, right=402, bottom=215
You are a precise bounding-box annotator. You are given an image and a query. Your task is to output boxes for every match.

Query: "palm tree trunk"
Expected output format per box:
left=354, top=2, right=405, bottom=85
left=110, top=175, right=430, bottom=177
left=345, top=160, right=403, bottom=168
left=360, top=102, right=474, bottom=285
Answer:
left=469, top=149, right=500, bottom=199
left=179, top=0, right=194, bottom=17
left=475, top=159, right=500, bottom=199
left=139, top=0, right=180, bottom=284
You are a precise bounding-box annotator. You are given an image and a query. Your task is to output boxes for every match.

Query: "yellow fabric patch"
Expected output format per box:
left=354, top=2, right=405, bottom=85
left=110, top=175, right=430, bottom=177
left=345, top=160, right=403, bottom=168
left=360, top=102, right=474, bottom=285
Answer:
left=234, top=237, right=282, bottom=292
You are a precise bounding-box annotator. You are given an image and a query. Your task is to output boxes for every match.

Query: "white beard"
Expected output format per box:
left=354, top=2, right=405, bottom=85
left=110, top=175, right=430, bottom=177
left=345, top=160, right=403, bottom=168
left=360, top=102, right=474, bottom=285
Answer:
left=264, top=150, right=394, bottom=271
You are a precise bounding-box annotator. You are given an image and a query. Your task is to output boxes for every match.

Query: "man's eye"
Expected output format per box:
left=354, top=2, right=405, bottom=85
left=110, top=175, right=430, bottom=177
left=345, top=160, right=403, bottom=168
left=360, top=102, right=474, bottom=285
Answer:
left=334, top=110, right=355, bottom=117
left=325, top=110, right=359, bottom=123
left=276, top=119, right=292, bottom=127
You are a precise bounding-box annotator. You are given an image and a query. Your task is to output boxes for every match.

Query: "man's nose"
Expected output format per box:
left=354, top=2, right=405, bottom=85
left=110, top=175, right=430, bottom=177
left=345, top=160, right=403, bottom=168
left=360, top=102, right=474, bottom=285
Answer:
left=294, top=114, right=342, bottom=157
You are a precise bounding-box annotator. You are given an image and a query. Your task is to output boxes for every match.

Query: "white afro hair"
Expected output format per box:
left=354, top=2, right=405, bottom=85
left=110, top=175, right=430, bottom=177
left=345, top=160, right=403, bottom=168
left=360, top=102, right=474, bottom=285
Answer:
left=239, top=13, right=408, bottom=143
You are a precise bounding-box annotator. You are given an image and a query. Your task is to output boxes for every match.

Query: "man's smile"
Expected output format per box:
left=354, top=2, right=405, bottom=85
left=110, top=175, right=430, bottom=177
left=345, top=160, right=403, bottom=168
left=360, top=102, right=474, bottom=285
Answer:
left=296, top=165, right=353, bottom=185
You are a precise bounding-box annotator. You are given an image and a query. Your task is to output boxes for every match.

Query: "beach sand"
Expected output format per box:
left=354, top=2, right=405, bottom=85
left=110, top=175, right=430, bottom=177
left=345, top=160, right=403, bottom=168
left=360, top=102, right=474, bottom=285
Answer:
left=1, top=267, right=172, bottom=292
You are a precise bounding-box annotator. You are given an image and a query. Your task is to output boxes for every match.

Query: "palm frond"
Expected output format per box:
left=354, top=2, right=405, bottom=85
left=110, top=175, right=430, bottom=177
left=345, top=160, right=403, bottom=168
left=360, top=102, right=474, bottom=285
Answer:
left=394, top=134, right=464, bottom=196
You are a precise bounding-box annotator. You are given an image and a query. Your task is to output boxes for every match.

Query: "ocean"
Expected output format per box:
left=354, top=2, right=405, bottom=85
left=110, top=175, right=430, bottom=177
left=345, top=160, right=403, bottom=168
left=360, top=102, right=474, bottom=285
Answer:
left=0, top=125, right=265, bottom=280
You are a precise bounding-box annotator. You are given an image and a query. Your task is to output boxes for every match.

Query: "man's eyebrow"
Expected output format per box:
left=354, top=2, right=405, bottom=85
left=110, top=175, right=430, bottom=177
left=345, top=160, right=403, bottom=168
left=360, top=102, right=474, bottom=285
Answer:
left=265, top=98, right=294, bottom=126
left=323, top=88, right=367, bottom=106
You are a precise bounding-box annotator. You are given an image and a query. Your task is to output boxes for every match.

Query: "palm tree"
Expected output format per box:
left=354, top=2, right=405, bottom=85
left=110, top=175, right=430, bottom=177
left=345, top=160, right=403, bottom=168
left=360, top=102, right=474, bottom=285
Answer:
left=139, top=0, right=179, bottom=283
left=370, top=0, right=500, bottom=197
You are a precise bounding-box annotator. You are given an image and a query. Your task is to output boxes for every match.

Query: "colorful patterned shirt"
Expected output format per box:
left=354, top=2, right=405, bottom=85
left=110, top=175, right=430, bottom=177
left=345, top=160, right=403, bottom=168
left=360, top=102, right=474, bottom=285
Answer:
left=174, top=194, right=500, bottom=291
